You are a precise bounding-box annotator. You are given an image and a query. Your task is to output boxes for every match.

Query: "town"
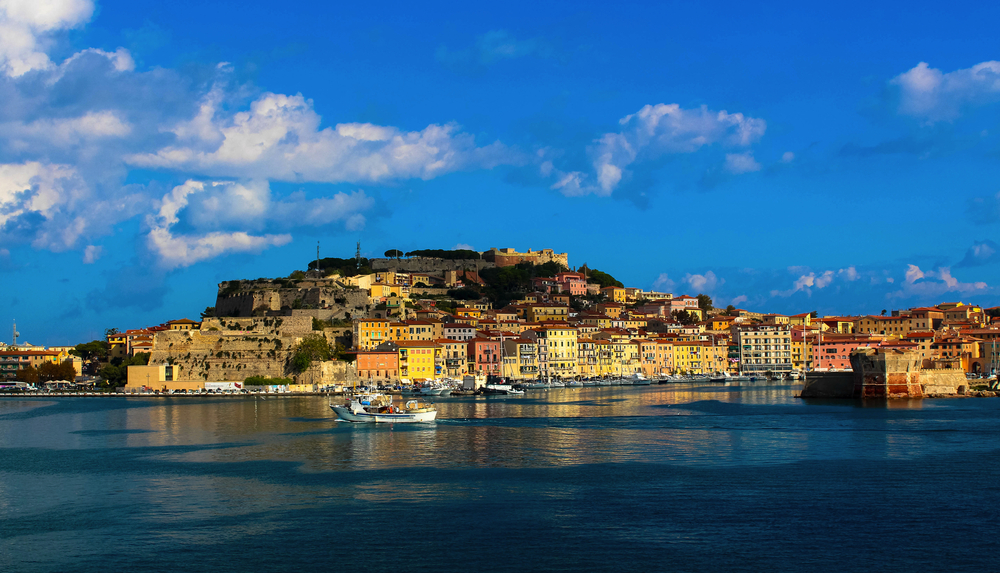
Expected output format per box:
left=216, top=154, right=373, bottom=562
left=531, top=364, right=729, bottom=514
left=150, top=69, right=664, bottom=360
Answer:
left=2, top=246, right=997, bottom=393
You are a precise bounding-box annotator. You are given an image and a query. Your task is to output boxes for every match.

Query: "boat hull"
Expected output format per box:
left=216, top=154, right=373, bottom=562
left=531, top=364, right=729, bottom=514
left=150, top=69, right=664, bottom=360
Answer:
left=331, top=405, right=437, bottom=423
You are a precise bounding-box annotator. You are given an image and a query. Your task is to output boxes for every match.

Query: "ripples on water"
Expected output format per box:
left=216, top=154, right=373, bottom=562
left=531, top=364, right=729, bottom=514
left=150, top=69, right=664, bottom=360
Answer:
left=1, top=383, right=999, bottom=572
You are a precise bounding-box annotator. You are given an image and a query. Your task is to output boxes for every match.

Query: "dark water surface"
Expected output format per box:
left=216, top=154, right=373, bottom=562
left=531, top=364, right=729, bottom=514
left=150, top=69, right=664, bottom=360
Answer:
left=2, top=383, right=999, bottom=572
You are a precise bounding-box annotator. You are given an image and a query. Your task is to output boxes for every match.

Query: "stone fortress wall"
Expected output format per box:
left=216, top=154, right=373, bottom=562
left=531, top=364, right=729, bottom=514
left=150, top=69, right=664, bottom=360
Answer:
left=215, top=279, right=369, bottom=319
left=370, top=257, right=495, bottom=273
left=148, top=316, right=358, bottom=385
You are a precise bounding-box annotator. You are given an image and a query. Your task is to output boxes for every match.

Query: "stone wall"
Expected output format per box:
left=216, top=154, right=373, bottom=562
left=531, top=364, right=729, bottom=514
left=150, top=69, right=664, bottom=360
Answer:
left=850, top=348, right=924, bottom=398
left=215, top=280, right=369, bottom=318
left=800, top=372, right=855, bottom=398
left=370, top=257, right=494, bottom=273
left=149, top=318, right=355, bottom=383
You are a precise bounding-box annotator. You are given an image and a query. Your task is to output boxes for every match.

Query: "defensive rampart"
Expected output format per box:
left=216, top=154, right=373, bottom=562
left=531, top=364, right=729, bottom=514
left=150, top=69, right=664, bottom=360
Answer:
left=215, top=280, right=369, bottom=318
left=148, top=318, right=357, bottom=385
left=370, top=257, right=495, bottom=273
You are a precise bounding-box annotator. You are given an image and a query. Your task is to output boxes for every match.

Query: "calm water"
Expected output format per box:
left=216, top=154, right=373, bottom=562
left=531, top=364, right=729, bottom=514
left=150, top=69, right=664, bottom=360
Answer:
left=2, top=384, right=999, bottom=572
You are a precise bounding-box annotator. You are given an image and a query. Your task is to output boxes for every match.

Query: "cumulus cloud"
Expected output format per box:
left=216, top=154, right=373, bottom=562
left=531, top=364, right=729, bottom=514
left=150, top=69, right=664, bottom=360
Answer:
left=127, top=91, right=518, bottom=183
left=724, top=151, right=761, bottom=174
left=956, top=240, right=999, bottom=268
left=888, top=264, right=988, bottom=299
left=684, top=270, right=721, bottom=292
left=781, top=151, right=795, bottom=163
left=891, top=60, right=1000, bottom=123
left=0, top=0, right=94, bottom=76
left=82, top=244, right=100, bottom=263
left=652, top=273, right=676, bottom=292
left=146, top=180, right=294, bottom=269
left=730, top=294, right=748, bottom=306
left=550, top=103, right=766, bottom=196
left=771, top=266, right=859, bottom=297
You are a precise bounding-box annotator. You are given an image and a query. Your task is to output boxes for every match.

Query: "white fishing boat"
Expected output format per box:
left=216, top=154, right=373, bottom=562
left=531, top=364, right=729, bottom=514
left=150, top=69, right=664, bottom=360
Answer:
left=566, top=380, right=584, bottom=388
left=331, top=392, right=437, bottom=423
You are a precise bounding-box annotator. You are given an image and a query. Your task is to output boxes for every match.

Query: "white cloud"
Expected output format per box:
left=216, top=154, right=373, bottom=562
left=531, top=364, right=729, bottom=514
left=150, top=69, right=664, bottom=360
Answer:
left=453, top=243, right=474, bottom=251
left=684, top=270, right=721, bottom=292
left=551, top=103, right=766, bottom=196
left=781, top=151, right=795, bottom=163
left=652, top=273, right=676, bottom=292
left=724, top=151, right=761, bottom=174
left=892, top=60, right=1000, bottom=123
left=904, top=263, right=924, bottom=284
left=4, top=111, right=132, bottom=147
left=0, top=0, right=95, bottom=76
left=888, top=265, right=988, bottom=299
left=145, top=179, right=372, bottom=268
left=730, top=294, right=748, bottom=306
left=771, top=269, right=835, bottom=297
left=838, top=266, right=859, bottom=281
left=146, top=181, right=293, bottom=269
left=82, top=244, right=101, bottom=263
left=127, top=91, right=518, bottom=183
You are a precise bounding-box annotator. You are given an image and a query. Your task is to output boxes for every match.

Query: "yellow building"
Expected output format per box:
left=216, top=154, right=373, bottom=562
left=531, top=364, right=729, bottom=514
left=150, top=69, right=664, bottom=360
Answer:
left=580, top=314, right=613, bottom=329
left=610, top=341, right=640, bottom=375
left=503, top=338, right=539, bottom=380
left=601, top=286, right=627, bottom=303
left=529, top=325, right=578, bottom=378
left=456, top=307, right=482, bottom=318
left=437, top=339, right=468, bottom=377
left=525, top=303, right=569, bottom=323
left=673, top=341, right=706, bottom=374
left=354, top=319, right=391, bottom=350
left=396, top=340, right=441, bottom=381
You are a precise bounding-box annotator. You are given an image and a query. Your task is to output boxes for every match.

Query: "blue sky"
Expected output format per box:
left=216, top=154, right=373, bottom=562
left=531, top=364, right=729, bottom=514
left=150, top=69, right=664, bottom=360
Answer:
left=3, top=0, right=1000, bottom=345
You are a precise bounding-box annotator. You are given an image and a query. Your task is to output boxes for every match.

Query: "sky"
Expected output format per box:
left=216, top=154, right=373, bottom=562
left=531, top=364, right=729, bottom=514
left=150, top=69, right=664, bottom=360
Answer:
left=3, top=0, right=1000, bottom=345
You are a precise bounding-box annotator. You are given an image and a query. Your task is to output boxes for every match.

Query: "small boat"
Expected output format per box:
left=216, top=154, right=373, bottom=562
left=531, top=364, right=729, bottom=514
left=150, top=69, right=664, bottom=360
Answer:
left=331, top=392, right=437, bottom=423
left=582, top=379, right=598, bottom=387
left=549, top=380, right=566, bottom=388
left=566, top=380, right=584, bottom=388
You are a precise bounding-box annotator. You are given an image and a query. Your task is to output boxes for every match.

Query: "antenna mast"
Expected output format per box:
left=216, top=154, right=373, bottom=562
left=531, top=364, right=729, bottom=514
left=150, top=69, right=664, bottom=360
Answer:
left=12, top=320, right=19, bottom=346
left=316, top=241, right=320, bottom=276
left=356, top=241, right=361, bottom=269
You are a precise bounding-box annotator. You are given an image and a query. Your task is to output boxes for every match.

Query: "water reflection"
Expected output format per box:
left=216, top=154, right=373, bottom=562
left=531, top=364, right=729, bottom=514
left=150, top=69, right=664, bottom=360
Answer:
left=1, top=386, right=997, bottom=476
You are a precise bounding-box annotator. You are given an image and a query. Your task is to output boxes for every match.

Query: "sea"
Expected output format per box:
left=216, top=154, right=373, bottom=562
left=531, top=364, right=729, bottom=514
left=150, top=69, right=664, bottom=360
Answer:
left=1, top=383, right=999, bottom=572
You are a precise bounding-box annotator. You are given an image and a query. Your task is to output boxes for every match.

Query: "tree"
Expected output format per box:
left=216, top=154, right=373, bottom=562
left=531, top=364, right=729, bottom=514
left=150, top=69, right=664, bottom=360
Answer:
left=290, top=334, right=333, bottom=372
left=38, top=360, right=77, bottom=382
left=697, top=294, right=714, bottom=311
left=672, top=310, right=695, bottom=325
left=881, top=309, right=887, bottom=316
left=384, top=249, right=403, bottom=259
left=104, top=327, right=119, bottom=338
left=724, top=305, right=737, bottom=316
left=289, top=270, right=305, bottom=281
left=809, top=310, right=818, bottom=318
left=71, top=340, right=109, bottom=361
left=15, top=365, right=39, bottom=384
left=200, top=306, right=216, bottom=318
left=586, top=268, right=624, bottom=289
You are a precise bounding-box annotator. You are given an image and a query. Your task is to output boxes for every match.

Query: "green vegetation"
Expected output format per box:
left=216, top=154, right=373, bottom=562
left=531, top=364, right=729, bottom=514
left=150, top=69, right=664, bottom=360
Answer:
left=697, top=294, right=713, bottom=311
left=290, top=334, right=334, bottom=372
left=672, top=310, right=696, bottom=325
left=244, top=376, right=294, bottom=385
left=15, top=360, right=79, bottom=384
left=384, top=249, right=404, bottom=259
left=70, top=340, right=109, bottom=361
left=308, top=256, right=372, bottom=277
left=200, top=306, right=216, bottom=318
left=97, top=353, right=151, bottom=388
left=583, top=267, right=623, bottom=288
